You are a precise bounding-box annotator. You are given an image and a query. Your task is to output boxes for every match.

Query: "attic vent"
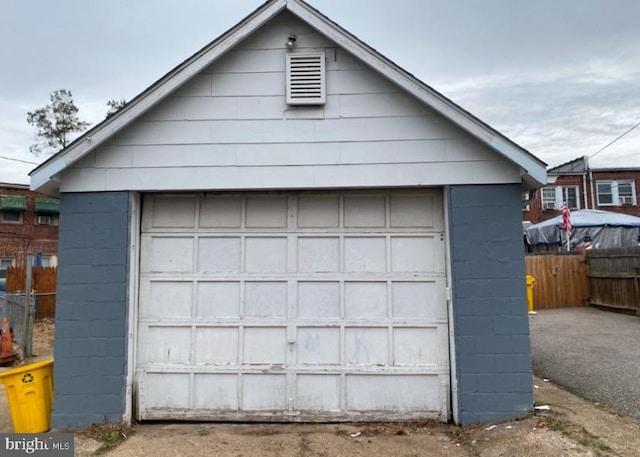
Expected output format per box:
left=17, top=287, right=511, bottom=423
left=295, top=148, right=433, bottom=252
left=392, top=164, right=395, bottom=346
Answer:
left=286, top=53, right=326, bottom=105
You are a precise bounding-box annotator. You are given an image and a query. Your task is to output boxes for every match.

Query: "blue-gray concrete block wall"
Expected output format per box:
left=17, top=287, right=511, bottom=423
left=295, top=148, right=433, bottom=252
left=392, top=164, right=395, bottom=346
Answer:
left=52, top=192, right=130, bottom=428
left=448, top=184, right=533, bottom=425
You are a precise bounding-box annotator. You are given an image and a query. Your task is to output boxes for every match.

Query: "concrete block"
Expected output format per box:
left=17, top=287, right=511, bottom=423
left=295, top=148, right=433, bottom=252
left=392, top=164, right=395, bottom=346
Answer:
left=492, top=316, right=530, bottom=335
left=455, top=316, right=494, bottom=335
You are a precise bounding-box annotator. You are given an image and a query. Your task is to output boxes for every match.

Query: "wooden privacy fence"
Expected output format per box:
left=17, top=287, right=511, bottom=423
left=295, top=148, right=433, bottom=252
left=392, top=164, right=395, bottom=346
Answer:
left=525, top=252, right=590, bottom=309
left=588, top=247, right=640, bottom=315
left=5, top=266, right=57, bottom=319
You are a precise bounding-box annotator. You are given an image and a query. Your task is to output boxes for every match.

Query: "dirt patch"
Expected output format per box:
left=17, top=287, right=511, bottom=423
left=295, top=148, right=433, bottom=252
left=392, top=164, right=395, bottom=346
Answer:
left=532, top=376, right=640, bottom=457
left=32, top=317, right=55, bottom=358
left=95, top=381, right=640, bottom=457
left=91, top=418, right=609, bottom=457
left=97, top=422, right=469, bottom=457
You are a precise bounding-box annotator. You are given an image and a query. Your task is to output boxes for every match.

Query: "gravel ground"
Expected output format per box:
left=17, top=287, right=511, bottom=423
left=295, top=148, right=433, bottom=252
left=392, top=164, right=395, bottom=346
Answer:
left=530, top=307, right=640, bottom=420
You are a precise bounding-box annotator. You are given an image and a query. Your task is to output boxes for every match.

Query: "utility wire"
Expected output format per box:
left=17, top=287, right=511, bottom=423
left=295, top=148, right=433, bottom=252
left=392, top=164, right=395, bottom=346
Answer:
left=590, top=120, right=640, bottom=159
left=0, top=155, right=39, bottom=165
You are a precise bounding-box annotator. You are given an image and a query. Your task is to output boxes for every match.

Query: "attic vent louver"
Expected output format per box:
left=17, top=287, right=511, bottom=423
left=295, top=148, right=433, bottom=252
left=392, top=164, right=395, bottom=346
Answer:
left=286, top=53, right=326, bottom=105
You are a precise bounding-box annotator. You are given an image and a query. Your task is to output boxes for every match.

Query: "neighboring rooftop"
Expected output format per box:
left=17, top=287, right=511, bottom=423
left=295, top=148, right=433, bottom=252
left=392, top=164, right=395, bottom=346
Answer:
left=0, top=182, right=30, bottom=190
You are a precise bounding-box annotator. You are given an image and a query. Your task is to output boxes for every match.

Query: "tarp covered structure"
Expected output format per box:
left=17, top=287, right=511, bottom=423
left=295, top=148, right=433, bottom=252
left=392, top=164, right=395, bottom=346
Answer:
left=525, top=209, right=640, bottom=250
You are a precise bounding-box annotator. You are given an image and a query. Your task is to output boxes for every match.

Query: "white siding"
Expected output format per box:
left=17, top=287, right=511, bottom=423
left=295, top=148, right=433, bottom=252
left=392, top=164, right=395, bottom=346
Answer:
left=62, top=11, right=519, bottom=192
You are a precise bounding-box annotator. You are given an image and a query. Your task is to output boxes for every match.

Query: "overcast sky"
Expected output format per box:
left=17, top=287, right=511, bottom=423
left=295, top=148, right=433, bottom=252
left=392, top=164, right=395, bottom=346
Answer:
left=1, top=0, right=639, bottom=184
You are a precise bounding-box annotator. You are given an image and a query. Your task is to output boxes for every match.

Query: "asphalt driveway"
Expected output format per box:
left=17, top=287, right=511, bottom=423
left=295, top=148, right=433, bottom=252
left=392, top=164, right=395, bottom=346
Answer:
left=530, top=307, right=640, bottom=420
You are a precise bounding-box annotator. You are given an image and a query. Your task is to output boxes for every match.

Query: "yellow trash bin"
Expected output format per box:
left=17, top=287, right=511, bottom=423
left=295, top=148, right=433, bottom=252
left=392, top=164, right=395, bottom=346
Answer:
left=0, top=359, right=53, bottom=433
left=526, top=275, right=536, bottom=312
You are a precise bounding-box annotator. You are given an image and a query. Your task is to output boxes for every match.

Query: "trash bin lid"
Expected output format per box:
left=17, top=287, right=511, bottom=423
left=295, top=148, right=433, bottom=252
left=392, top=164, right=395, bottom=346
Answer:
left=0, top=359, right=53, bottom=379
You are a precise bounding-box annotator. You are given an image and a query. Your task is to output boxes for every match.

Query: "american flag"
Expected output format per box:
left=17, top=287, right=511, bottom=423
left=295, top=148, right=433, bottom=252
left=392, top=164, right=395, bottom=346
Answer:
left=562, top=201, right=572, bottom=235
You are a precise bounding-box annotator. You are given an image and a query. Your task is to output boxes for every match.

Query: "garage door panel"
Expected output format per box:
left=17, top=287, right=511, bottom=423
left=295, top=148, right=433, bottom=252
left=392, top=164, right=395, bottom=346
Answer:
left=393, top=327, right=440, bottom=365
left=345, top=327, right=388, bottom=365
left=391, top=236, right=442, bottom=272
left=194, top=374, right=239, bottom=410
left=243, top=327, right=287, bottom=364
left=297, top=327, right=340, bottom=365
left=140, top=280, right=193, bottom=319
left=297, top=375, right=341, bottom=411
left=138, top=190, right=449, bottom=421
left=392, top=281, right=437, bottom=319
left=346, top=375, right=439, bottom=411
left=200, top=196, right=242, bottom=228
left=298, top=237, right=340, bottom=272
left=197, top=282, right=241, bottom=318
left=142, top=237, right=194, bottom=272
left=344, top=282, right=387, bottom=318
left=146, top=373, right=190, bottom=409
left=242, top=375, right=287, bottom=410
left=244, top=281, right=288, bottom=318
left=344, top=196, right=386, bottom=228
left=142, top=327, right=192, bottom=364
left=390, top=195, right=436, bottom=228
left=297, top=282, right=341, bottom=318
left=298, top=196, right=340, bottom=228
left=245, top=237, right=288, bottom=272
left=194, top=327, right=239, bottom=364
left=149, top=196, right=197, bottom=229
left=198, top=237, right=241, bottom=272
left=344, top=237, right=386, bottom=272
left=246, top=196, right=288, bottom=228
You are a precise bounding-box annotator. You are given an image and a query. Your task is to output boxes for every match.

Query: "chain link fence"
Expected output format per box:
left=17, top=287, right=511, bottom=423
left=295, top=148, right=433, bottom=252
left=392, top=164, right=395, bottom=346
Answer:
left=0, top=292, right=36, bottom=359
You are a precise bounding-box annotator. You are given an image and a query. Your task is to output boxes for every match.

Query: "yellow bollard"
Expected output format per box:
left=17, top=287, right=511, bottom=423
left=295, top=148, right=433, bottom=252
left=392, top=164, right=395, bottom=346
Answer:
left=526, top=275, right=536, bottom=313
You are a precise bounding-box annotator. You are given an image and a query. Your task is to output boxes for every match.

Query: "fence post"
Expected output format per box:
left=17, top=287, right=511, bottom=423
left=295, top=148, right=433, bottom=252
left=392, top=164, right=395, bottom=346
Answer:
left=635, top=268, right=640, bottom=317
left=23, top=254, right=33, bottom=358
left=26, top=293, right=35, bottom=358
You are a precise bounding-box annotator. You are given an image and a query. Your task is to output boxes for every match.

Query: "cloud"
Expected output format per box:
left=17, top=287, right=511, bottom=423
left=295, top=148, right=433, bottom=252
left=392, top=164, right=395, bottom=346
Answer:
left=434, top=59, right=640, bottom=167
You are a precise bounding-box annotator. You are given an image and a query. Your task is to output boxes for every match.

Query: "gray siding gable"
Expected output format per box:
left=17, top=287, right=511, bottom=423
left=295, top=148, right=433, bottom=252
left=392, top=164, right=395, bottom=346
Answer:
left=52, top=192, right=130, bottom=428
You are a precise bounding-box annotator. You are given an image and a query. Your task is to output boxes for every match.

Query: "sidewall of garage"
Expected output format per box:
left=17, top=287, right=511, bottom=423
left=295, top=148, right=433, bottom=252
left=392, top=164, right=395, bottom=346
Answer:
left=52, top=192, right=130, bottom=428
left=448, top=184, right=533, bottom=425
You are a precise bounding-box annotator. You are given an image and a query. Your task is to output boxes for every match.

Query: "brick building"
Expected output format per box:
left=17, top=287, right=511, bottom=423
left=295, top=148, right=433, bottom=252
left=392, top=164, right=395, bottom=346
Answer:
left=0, top=182, right=59, bottom=280
left=523, top=156, right=640, bottom=225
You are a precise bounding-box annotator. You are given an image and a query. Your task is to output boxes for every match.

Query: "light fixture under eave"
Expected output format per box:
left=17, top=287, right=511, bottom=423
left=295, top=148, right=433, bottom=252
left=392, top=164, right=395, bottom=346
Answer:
left=285, top=33, right=296, bottom=50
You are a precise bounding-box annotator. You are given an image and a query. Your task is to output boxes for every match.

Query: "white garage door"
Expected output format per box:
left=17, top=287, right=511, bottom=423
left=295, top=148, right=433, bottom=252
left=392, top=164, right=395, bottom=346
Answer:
left=137, top=190, right=449, bottom=421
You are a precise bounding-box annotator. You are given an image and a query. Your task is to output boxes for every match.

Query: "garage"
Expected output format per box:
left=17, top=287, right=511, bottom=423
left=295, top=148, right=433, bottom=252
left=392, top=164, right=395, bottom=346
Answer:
left=136, top=190, right=449, bottom=420
left=33, top=0, right=544, bottom=428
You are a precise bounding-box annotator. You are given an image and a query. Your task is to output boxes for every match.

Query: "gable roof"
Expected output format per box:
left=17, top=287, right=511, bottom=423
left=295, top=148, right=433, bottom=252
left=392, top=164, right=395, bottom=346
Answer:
left=30, top=0, right=547, bottom=195
left=548, top=156, right=640, bottom=174
left=548, top=156, right=589, bottom=174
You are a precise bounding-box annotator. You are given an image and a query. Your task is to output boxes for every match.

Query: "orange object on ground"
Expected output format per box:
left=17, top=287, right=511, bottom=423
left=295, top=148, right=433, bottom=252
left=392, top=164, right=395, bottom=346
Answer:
left=0, top=317, right=17, bottom=365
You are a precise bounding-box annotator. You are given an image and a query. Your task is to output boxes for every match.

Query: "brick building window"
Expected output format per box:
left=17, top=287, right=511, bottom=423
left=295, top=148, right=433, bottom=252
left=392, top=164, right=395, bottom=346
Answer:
left=36, top=215, right=58, bottom=225
left=596, top=180, right=636, bottom=206
left=541, top=186, right=579, bottom=210
left=1, top=210, right=22, bottom=224
left=0, top=195, right=26, bottom=224
left=0, top=259, right=13, bottom=279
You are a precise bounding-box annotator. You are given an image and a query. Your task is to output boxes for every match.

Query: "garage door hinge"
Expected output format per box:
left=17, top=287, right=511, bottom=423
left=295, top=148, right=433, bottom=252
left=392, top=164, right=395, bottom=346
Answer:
left=446, top=287, right=452, bottom=302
